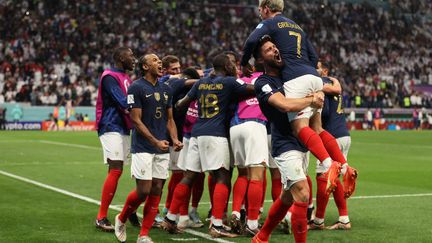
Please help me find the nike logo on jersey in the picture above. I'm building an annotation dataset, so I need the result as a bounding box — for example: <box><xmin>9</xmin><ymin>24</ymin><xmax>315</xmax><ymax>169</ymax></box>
<box><xmin>146</xmin><ymin>94</ymin><xmax>153</xmax><ymax>98</ymax></box>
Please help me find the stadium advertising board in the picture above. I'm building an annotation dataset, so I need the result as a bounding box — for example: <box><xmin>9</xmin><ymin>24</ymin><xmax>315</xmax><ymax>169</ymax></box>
<box><xmin>5</xmin><ymin>122</ymin><xmax>42</xmax><ymax>130</ymax></box>
<box><xmin>41</xmin><ymin>121</ymin><xmax>96</xmax><ymax>131</ymax></box>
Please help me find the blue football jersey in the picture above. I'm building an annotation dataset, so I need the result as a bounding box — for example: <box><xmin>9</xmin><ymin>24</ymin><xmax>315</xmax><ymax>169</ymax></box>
<box><xmin>187</xmin><ymin>75</ymin><xmax>248</xmax><ymax>137</ymax></box>
<box><xmin>242</xmin><ymin>14</ymin><xmax>319</xmax><ymax>82</ymax></box>
<box><xmin>255</xmin><ymin>74</ymin><xmax>307</xmax><ymax>157</ymax></box>
<box><xmin>127</xmin><ymin>78</ymin><xmax>173</xmax><ymax>154</ymax></box>
<box><xmin>321</xmin><ymin>77</ymin><xmax>349</xmax><ymax>138</ymax></box>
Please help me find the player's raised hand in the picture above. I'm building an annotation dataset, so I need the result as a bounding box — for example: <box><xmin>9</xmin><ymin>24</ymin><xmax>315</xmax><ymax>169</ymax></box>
<box><xmin>156</xmin><ymin>140</ymin><xmax>170</xmax><ymax>152</ymax></box>
<box><xmin>173</xmin><ymin>140</ymin><xmax>183</xmax><ymax>151</ymax></box>
<box><xmin>241</xmin><ymin>64</ymin><xmax>253</xmax><ymax>78</ymax></box>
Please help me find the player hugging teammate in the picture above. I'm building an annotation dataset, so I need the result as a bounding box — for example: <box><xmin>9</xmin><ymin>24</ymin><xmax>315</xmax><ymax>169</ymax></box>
<box><xmin>95</xmin><ymin>1</ymin><xmax>358</xmax><ymax>242</ymax></box>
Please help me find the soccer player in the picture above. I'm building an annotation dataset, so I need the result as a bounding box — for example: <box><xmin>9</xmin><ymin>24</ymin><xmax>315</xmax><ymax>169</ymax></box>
<box><xmin>158</xmin><ymin>55</ymin><xmax>182</xmax><ymax>83</ymax></box>
<box><xmin>241</xmin><ymin>0</ymin><xmax>357</xmax><ymax>198</ymax></box>
<box><xmin>229</xmin><ymin>69</ymin><xmax>268</xmax><ymax>236</ymax></box>
<box><xmin>309</xmin><ymin>61</ymin><xmax>354</xmax><ymax>230</ymax></box>
<box><xmin>114</xmin><ymin>54</ymin><xmax>183</xmax><ymax>243</ymax></box>
<box><xmin>160</xmin><ymin>54</ymin><xmax>254</xmax><ymax>238</ymax></box>
<box><xmin>252</xmin><ymin>36</ymin><xmax>324</xmax><ymax>243</ymax></box>
<box><xmin>154</xmin><ymin>55</ymin><xmax>184</xmax><ymax>226</ymax></box>
<box><xmin>95</xmin><ymin>47</ymin><xmax>137</xmax><ymax>232</ymax></box>
<box><xmin>163</xmin><ymin>67</ymin><xmax>204</xmax><ymax>228</ymax></box>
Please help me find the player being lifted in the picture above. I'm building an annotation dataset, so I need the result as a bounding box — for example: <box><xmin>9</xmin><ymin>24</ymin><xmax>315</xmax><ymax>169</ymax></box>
<box><xmin>95</xmin><ymin>47</ymin><xmax>138</xmax><ymax>231</ymax></box>
<box><xmin>241</xmin><ymin>0</ymin><xmax>357</xmax><ymax>198</ymax></box>
<box><xmin>253</xmin><ymin>36</ymin><xmax>324</xmax><ymax>243</ymax></box>
<box><xmin>114</xmin><ymin>54</ymin><xmax>183</xmax><ymax>243</ymax></box>
<box><xmin>160</xmin><ymin>54</ymin><xmax>255</xmax><ymax>238</ymax></box>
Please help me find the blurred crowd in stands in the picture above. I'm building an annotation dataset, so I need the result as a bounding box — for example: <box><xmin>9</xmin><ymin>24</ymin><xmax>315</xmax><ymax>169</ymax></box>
<box><xmin>0</xmin><ymin>0</ymin><xmax>431</xmax><ymax>108</ymax></box>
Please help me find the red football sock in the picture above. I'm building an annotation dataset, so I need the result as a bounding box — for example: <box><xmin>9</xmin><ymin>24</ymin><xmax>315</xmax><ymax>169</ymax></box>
<box><xmin>232</xmin><ymin>175</ymin><xmax>248</xmax><ymax>213</ymax></box>
<box><xmin>315</xmin><ymin>176</ymin><xmax>330</xmax><ymax>219</ymax></box>
<box><xmin>247</xmin><ymin>180</ymin><xmax>263</xmax><ymax>220</ymax></box>
<box><xmin>306</xmin><ymin>176</ymin><xmax>313</xmax><ymax>206</ymax></box>
<box><xmin>179</xmin><ymin>188</ymin><xmax>192</xmax><ymax>216</ymax></box>
<box><xmin>165</xmin><ymin>172</ymin><xmax>183</xmax><ymax>209</ymax></box>
<box><xmin>291</xmin><ymin>202</ymin><xmax>308</xmax><ymax>243</ymax></box>
<box><xmin>192</xmin><ymin>172</ymin><xmax>205</xmax><ymax>208</ymax></box>
<box><xmin>319</xmin><ymin>130</ymin><xmax>347</xmax><ymax>164</ymax></box>
<box><xmin>271</xmin><ymin>178</ymin><xmax>282</xmax><ymax>201</ymax></box>
<box><xmin>333</xmin><ymin>179</ymin><xmax>348</xmax><ymax>216</ymax></box>
<box><xmin>208</xmin><ymin>174</ymin><xmax>215</xmax><ymax>207</ymax></box>
<box><xmin>257</xmin><ymin>198</ymin><xmax>291</xmax><ymax>241</ymax></box>
<box><xmin>139</xmin><ymin>195</ymin><xmax>160</xmax><ymax>236</ymax></box>
<box><xmin>212</xmin><ymin>183</ymin><xmax>229</xmax><ymax>220</ymax></box>
<box><xmin>97</xmin><ymin>169</ymin><xmax>122</xmax><ymax>219</ymax></box>
<box><xmin>298</xmin><ymin>127</ymin><xmax>331</xmax><ymax>163</ymax></box>
<box><xmin>119</xmin><ymin>190</ymin><xmax>146</xmax><ymax>223</ymax></box>
<box><xmin>168</xmin><ymin>183</ymin><xmax>191</xmax><ymax>215</ymax></box>
<box><xmin>261</xmin><ymin>171</ymin><xmax>267</xmax><ymax>207</ymax></box>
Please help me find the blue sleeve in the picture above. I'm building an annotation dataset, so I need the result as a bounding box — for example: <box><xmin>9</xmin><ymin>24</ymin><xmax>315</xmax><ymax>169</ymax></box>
<box><xmin>127</xmin><ymin>84</ymin><xmax>143</xmax><ymax>109</ymax></box>
<box><xmin>241</xmin><ymin>22</ymin><xmax>271</xmax><ymax>66</ymax></box>
<box><xmin>306</xmin><ymin>38</ymin><xmax>319</xmax><ymax>68</ymax></box>
<box><xmin>165</xmin><ymin>85</ymin><xmax>173</xmax><ymax>108</ymax></box>
<box><xmin>255</xmin><ymin>77</ymin><xmax>281</xmax><ymax>104</ymax></box>
<box><xmin>230</xmin><ymin>77</ymin><xmax>248</xmax><ymax>95</ymax></box>
<box><xmin>102</xmin><ymin>75</ymin><xmax>128</xmax><ymax>109</ymax></box>
<box><xmin>159</xmin><ymin>75</ymin><xmax>170</xmax><ymax>83</ymax></box>
<box><xmin>169</xmin><ymin>78</ymin><xmax>186</xmax><ymax>97</ymax></box>
<box><xmin>187</xmin><ymin>81</ymin><xmax>199</xmax><ymax>100</ymax></box>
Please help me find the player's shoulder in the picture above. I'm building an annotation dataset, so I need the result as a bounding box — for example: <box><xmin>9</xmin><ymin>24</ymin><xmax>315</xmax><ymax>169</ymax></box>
<box><xmin>256</xmin><ymin>74</ymin><xmax>281</xmax><ymax>85</ymax></box>
<box><xmin>128</xmin><ymin>78</ymin><xmax>142</xmax><ymax>89</ymax></box>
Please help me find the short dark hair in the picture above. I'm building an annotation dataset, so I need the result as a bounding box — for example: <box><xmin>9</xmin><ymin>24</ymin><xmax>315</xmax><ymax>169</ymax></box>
<box><xmin>112</xmin><ymin>47</ymin><xmax>130</xmax><ymax>63</ymax></box>
<box><xmin>319</xmin><ymin>61</ymin><xmax>330</xmax><ymax>71</ymax></box>
<box><xmin>137</xmin><ymin>55</ymin><xmax>148</xmax><ymax>75</ymax></box>
<box><xmin>162</xmin><ymin>55</ymin><xmax>180</xmax><ymax>69</ymax></box>
<box><xmin>212</xmin><ymin>54</ymin><xmax>230</xmax><ymax>72</ymax></box>
<box><xmin>182</xmin><ymin>67</ymin><xmax>201</xmax><ymax>79</ymax></box>
<box><xmin>253</xmin><ymin>35</ymin><xmax>273</xmax><ymax>59</ymax></box>
<box><xmin>223</xmin><ymin>51</ymin><xmax>238</xmax><ymax>62</ymax></box>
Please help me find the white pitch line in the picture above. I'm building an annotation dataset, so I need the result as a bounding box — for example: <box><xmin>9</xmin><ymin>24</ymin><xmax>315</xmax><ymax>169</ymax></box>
<box><xmin>157</xmin><ymin>193</ymin><xmax>432</xmax><ymax>207</ymax></box>
<box><xmin>38</xmin><ymin>140</ymin><xmax>101</xmax><ymax>150</ymax></box>
<box><xmin>0</xmin><ymin>169</ymin><xmax>234</xmax><ymax>243</ymax></box>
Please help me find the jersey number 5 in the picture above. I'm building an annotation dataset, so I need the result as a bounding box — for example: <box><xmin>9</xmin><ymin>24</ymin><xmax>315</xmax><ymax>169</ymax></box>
<box><xmin>155</xmin><ymin>107</ymin><xmax>162</xmax><ymax>119</ymax></box>
<box><xmin>289</xmin><ymin>31</ymin><xmax>302</xmax><ymax>58</ymax></box>
<box><xmin>199</xmin><ymin>94</ymin><xmax>219</xmax><ymax>118</ymax></box>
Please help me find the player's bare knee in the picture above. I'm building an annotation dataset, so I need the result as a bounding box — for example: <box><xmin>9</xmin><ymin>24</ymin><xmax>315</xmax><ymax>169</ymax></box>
<box><xmin>280</xmin><ymin>190</ymin><xmax>294</xmax><ymax>206</ymax></box>
<box><xmin>150</xmin><ymin>179</ymin><xmax>165</xmax><ymax>195</ymax></box>
<box><xmin>107</xmin><ymin>159</ymin><xmax>123</xmax><ymax>171</ymax></box>
<box><xmin>181</xmin><ymin>171</ymin><xmax>198</xmax><ymax>185</ymax></box>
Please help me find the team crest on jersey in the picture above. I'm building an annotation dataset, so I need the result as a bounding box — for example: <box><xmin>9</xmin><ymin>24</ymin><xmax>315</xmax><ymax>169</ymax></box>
<box><xmin>154</xmin><ymin>92</ymin><xmax>160</xmax><ymax>101</ymax></box>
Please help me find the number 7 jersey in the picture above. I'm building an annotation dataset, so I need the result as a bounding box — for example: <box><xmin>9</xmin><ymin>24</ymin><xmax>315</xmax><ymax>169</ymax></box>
<box><xmin>186</xmin><ymin>75</ymin><xmax>248</xmax><ymax>137</ymax></box>
<box><xmin>241</xmin><ymin>14</ymin><xmax>320</xmax><ymax>82</ymax></box>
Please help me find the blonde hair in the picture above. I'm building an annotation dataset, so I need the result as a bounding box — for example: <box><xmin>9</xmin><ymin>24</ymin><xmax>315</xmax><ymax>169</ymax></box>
<box><xmin>259</xmin><ymin>0</ymin><xmax>284</xmax><ymax>12</ymax></box>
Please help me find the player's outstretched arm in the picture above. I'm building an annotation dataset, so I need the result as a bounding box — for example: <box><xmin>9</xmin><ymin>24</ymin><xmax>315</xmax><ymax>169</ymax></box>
<box><xmin>241</xmin><ymin>24</ymin><xmax>271</xmax><ymax>77</ymax></box>
<box><xmin>268</xmin><ymin>92</ymin><xmax>323</xmax><ymax>112</ymax></box>
<box><xmin>175</xmin><ymin>95</ymin><xmax>193</xmax><ymax>110</ymax></box>
<box><xmin>323</xmin><ymin>77</ymin><xmax>341</xmax><ymax>95</ymax></box>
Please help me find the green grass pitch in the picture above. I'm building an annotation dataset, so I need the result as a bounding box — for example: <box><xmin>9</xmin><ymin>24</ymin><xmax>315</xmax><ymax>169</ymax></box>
<box><xmin>1</xmin><ymin>131</ymin><xmax>432</xmax><ymax>242</ymax></box>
